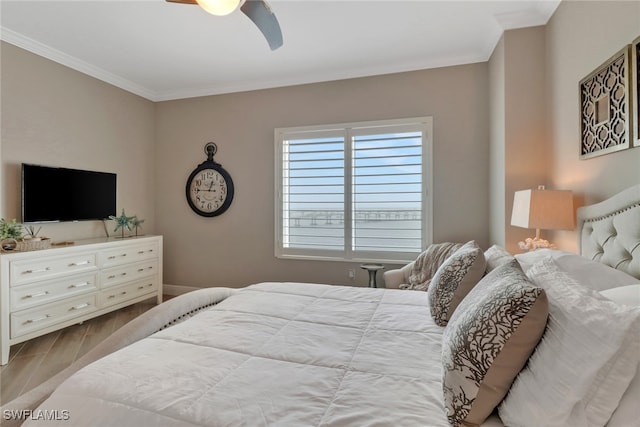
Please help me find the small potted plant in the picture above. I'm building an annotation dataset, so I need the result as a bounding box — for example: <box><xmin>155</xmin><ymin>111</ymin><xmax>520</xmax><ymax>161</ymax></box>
<box><xmin>0</xmin><ymin>218</ymin><xmax>23</xmax><ymax>251</ymax></box>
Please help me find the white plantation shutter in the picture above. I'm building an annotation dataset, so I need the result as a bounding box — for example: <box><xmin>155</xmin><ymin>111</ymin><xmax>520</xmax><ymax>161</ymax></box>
<box><xmin>276</xmin><ymin>117</ymin><xmax>432</xmax><ymax>262</ymax></box>
<box><xmin>352</xmin><ymin>129</ymin><xmax>423</xmax><ymax>254</ymax></box>
<box><xmin>282</xmin><ymin>131</ymin><xmax>345</xmax><ymax>253</ymax></box>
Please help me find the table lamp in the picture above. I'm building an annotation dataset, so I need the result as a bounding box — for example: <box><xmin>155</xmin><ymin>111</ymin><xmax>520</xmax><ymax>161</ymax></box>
<box><xmin>510</xmin><ymin>185</ymin><xmax>574</xmax><ymax>251</ymax></box>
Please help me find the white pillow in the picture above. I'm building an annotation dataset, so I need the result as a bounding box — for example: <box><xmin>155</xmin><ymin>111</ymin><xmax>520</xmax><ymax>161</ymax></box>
<box><xmin>515</xmin><ymin>249</ymin><xmax>638</xmax><ymax>291</ymax></box>
<box><xmin>483</xmin><ymin>244</ymin><xmax>515</xmax><ymax>273</ymax></box>
<box><xmin>514</xmin><ymin>248</ymin><xmax>561</xmax><ymax>272</ymax></box>
<box><xmin>600</xmin><ymin>284</ymin><xmax>640</xmax><ymax>427</ymax></box>
<box><xmin>606</xmin><ymin>361</ymin><xmax>640</xmax><ymax>426</ymax></box>
<box><xmin>498</xmin><ymin>257</ymin><xmax>640</xmax><ymax>427</ymax></box>
<box><xmin>600</xmin><ymin>284</ymin><xmax>640</xmax><ymax>307</ymax></box>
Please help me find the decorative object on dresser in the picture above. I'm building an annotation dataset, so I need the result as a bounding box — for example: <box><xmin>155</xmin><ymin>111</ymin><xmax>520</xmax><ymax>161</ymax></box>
<box><xmin>510</xmin><ymin>185</ymin><xmax>574</xmax><ymax>251</ymax></box>
<box><xmin>0</xmin><ymin>218</ymin><xmax>23</xmax><ymax>252</ymax></box>
<box><xmin>632</xmin><ymin>35</ymin><xmax>640</xmax><ymax>147</ymax></box>
<box><xmin>0</xmin><ymin>235</ymin><xmax>163</xmax><ymax>365</ymax></box>
<box><xmin>131</xmin><ymin>216</ymin><xmax>145</xmax><ymax>236</ymax></box>
<box><xmin>108</xmin><ymin>209</ymin><xmax>135</xmax><ymax>238</ymax></box>
<box><xmin>0</xmin><ymin>220</ymin><xmax>52</xmax><ymax>252</ymax></box>
<box><xmin>186</xmin><ymin>142</ymin><xmax>235</xmax><ymax>217</ymax></box>
<box><xmin>579</xmin><ymin>45</ymin><xmax>631</xmax><ymax>159</ymax></box>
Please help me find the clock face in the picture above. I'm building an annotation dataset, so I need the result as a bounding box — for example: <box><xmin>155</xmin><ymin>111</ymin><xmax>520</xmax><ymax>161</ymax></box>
<box><xmin>186</xmin><ymin>164</ymin><xmax>234</xmax><ymax>217</ymax></box>
<box><xmin>189</xmin><ymin>169</ymin><xmax>228</xmax><ymax>214</ymax></box>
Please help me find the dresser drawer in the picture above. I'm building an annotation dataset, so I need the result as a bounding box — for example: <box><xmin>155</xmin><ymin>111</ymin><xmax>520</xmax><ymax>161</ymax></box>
<box><xmin>10</xmin><ymin>253</ymin><xmax>98</xmax><ymax>286</ymax></box>
<box><xmin>11</xmin><ymin>295</ymin><xmax>97</xmax><ymax>338</ymax></box>
<box><xmin>100</xmin><ymin>259</ymin><xmax>158</xmax><ymax>289</ymax></box>
<box><xmin>98</xmin><ymin>279</ymin><xmax>159</xmax><ymax>309</ymax></box>
<box><xmin>98</xmin><ymin>242</ymin><xmax>159</xmax><ymax>268</ymax></box>
<box><xmin>10</xmin><ymin>273</ymin><xmax>98</xmax><ymax>311</ymax></box>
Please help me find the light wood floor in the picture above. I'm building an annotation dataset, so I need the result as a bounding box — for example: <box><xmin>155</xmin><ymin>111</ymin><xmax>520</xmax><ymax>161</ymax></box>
<box><xmin>0</xmin><ymin>297</ymin><xmax>167</xmax><ymax>405</ymax></box>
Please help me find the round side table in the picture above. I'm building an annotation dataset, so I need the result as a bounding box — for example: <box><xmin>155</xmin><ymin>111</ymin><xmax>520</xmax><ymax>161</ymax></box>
<box><xmin>360</xmin><ymin>264</ymin><xmax>385</xmax><ymax>288</ymax></box>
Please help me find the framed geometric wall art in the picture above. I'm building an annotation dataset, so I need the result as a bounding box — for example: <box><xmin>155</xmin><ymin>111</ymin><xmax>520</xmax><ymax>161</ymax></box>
<box><xmin>632</xmin><ymin>36</ymin><xmax>640</xmax><ymax>148</ymax></box>
<box><xmin>579</xmin><ymin>46</ymin><xmax>631</xmax><ymax>159</ymax></box>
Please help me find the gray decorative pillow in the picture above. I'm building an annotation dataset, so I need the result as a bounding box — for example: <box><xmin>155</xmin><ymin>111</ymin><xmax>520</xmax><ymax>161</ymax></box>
<box><xmin>427</xmin><ymin>241</ymin><xmax>486</xmax><ymax>326</ymax></box>
<box><xmin>441</xmin><ymin>260</ymin><xmax>548</xmax><ymax>427</ymax></box>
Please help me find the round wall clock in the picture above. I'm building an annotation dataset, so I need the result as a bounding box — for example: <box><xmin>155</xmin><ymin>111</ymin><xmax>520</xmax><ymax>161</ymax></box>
<box><xmin>185</xmin><ymin>142</ymin><xmax>234</xmax><ymax>217</ymax></box>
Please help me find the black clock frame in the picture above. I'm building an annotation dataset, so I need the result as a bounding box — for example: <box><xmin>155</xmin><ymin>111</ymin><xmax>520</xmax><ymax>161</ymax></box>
<box><xmin>185</xmin><ymin>143</ymin><xmax>234</xmax><ymax>217</ymax></box>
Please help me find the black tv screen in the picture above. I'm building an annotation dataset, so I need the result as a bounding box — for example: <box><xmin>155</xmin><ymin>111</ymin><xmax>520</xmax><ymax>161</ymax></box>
<box><xmin>22</xmin><ymin>164</ymin><xmax>117</xmax><ymax>223</ymax></box>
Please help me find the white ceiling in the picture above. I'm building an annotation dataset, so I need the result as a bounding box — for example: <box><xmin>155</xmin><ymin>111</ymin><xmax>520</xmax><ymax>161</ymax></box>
<box><xmin>0</xmin><ymin>0</ymin><xmax>561</xmax><ymax>101</ymax></box>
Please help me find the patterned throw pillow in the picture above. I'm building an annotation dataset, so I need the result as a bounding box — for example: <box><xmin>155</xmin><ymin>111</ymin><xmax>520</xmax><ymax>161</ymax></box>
<box><xmin>441</xmin><ymin>260</ymin><xmax>548</xmax><ymax>427</ymax></box>
<box><xmin>427</xmin><ymin>241</ymin><xmax>486</xmax><ymax>326</ymax></box>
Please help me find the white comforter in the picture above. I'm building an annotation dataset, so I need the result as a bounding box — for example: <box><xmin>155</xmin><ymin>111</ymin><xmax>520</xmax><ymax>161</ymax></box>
<box><xmin>24</xmin><ymin>283</ymin><xmax>501</xmax><ymax>426</ymax></box>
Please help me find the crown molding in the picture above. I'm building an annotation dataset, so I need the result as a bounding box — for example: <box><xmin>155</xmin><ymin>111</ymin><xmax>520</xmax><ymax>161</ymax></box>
<box><xmin>493</xmin><ymin>0</ymin><xmax>561</xmax><ymax>30</ymax></box>
<box><xmin>1</xmin><ymin>26</ymin><xmax>159</xmax><ymax>101</ymax></box>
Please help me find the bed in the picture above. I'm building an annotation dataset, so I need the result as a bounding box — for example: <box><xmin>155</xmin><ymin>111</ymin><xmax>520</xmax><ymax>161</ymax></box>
<box><xmin>2</xmin><ymin>184</ymin><xmax>639</xmax><ymax>427</ymax></box>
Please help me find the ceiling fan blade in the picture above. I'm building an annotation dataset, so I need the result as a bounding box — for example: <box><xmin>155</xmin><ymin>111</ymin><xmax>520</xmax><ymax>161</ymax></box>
<box><xmin>165</xmin><ymin>0</ymin><xmax>198</xmax><ymax>4</ymax></box>
<box><xmin>240</xmin><ymin>0</ymin><xmax>283</xmax><ymax>51</ymax></box>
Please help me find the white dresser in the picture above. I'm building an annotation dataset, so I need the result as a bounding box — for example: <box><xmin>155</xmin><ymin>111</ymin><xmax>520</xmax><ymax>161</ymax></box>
<box><xmin>0</xmin><ymin>235</ymin><xmax>162</xmax><ymax>365</ymax></box>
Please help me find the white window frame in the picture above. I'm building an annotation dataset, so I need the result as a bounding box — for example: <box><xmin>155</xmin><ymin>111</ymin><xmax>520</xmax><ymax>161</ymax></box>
<box><xmin>274</xmin><ymin>117</ymin><xmax>433</xmax><ymax>263</ymax></box>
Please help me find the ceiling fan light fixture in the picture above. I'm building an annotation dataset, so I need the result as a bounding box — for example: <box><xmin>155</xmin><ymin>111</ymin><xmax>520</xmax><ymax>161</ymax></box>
<box><xmin>196</xmin><ymin>0</ymin><xmax>242</xmax><ymax>16</ymax></box>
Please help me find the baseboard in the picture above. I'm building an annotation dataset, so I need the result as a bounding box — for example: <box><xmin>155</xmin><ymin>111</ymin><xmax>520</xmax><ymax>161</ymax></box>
<box><xmin>163</xmin><ymin>284</ymin><xmax>200</xmax><ymax>296</ymax></box>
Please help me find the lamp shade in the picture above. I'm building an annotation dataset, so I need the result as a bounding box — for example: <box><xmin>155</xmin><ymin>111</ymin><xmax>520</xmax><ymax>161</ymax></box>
<box><xmin>511</xmin><ymin>188</ymin><xmax>574</xmax><ymax>231</ymax></box>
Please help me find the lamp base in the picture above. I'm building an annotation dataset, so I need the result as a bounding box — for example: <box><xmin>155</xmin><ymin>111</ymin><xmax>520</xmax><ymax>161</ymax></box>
<box><xmin>517</xmin><ymin>237</ymin><xmax>556</xmax><ymax>251</ymax></box>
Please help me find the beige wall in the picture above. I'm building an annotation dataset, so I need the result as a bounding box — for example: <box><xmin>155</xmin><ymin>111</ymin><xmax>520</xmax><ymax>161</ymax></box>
<box><xmin>0</xmin><ymin>42</ymin><xmax>157</xmax><ymax>241</ymax></box>
<box><xmin>545</xmin><ymin>0</ymin><xmax>640</xmax><ymax>252</ymax></box>
<box><xmin>504</xmin><ymin>27</ymin><xmax>550</xmax><ymax>253</ymax></box>
<box><xmin>156</xmin><ymin>65</ymin><xmax>490</xmax><ymax>288</ymax></box>
<box><xmin>489</xmin><ymin>27</ymin><xmax>549</xmax><ymax>253</ymax></box>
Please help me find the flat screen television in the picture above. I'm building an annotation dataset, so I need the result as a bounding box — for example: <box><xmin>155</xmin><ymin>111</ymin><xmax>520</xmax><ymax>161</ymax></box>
<box><xmin>21</xmin><ymin>163</ymin><xmax>117</xmax><ymax>223</ymax></box>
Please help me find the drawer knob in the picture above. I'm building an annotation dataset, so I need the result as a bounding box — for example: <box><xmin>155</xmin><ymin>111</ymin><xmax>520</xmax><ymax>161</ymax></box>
<box><xmin>23</xmin><ymin>291</ymin><xmax>49</xmax><ymax>299</ymax></box>
<box><xmin>108</xmin><ymin>275</ymin><xmax>116</xmax><ymax>279</ymax></box>
<box><xmin>24</xmin><ymin>314</ymin><xmax>51</xmax><ymax>324</ymax></box>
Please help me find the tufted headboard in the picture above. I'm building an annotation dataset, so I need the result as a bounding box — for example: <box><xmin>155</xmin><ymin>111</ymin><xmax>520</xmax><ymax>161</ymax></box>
<box><xmin>577</xmin><ymin>184</ymin><xmax>640</xmax><ymax>280</ymax></box>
